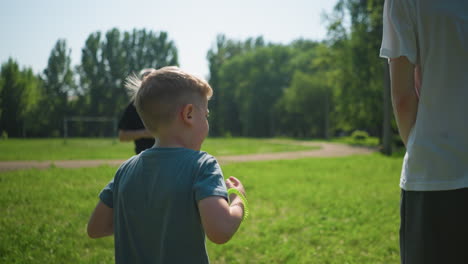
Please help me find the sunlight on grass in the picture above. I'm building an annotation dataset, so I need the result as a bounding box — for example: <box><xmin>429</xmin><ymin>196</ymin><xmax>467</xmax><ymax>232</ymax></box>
<box><xmin>0</xmin><ymin>138</ymin><xmax>319</xmax><ymax>161</ymax></box>
<box><xmin>0</xmin><ymin>154</ymin><xmax>401</xmax><ymax>263</ymax></box>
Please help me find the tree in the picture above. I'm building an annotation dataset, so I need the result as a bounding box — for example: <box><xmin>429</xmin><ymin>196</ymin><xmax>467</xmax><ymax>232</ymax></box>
<box><xmin>323</xmin><ymin>0</ymin><xmax>386</xmax><ymax>137</ymax></box>
<box><xmin>207</xmin><ymin>35</ymin><xmax>329</xmax><ymax>138</ymax></box>
<box><xmin>0</xmin><ymin>59</ymin><xmax>41</xmax><ymax>137</ymax></box>
<box><xmin>215</xmin><ymin>44</ymin><xmax>293</xmax><ymax>137</ymax></box>
<box><xmin>206</xmin><ymin>34</ymin><xmax>265</xmax><ymax>136</ymax></box>
<box><xmin>278</xmin><ymin>72</ymin><xmax>329</xmax><ymax>138</ymax></box>
<box><xmin>0</xmin><ymin>59</ymin><xmax>23</xmax><ymax>136</ymax></box>
<box><xmin>283</xmin><ymin>41</ymin><xmax>332</xmax><ymax>138</ymax></box>
<box><xmin>78</xmin><ymin>28</ymin><xmax>179</xmax><ymax>130</ymax></box>
<box><xmin>42</xmin><ymin>39</ymin><xmax>75</xmax><ymax>136</ymax></box>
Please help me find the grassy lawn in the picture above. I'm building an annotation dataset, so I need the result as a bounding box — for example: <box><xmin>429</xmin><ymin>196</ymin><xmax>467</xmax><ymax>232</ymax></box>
<box><xmin>0</xmin><ymin>154</ymin><xmax>402</xmax><ymax>263</ymax></box>
<box><xmin>0</xmin><ymin>138</ymin><xmax>318</xmax><ymax>161</ymax></box>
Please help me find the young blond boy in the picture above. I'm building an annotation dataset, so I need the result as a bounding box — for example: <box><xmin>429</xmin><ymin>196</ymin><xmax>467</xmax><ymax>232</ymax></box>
<box><xmin>87</xmin><ymin>67</ymin><xmax>246</xmax><ymax>263</ymax></box>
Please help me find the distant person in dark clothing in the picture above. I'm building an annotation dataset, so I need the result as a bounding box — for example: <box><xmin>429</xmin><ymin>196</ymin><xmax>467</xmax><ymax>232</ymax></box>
<box><xmin>118</xmin><ymin>69</ymin><xmax>157</xmax><ymax>154</ymax></box>
<box><xmin>118</xmin><ymin>102</ymin><xmax>155</xmax><ymax>154</ymax></box>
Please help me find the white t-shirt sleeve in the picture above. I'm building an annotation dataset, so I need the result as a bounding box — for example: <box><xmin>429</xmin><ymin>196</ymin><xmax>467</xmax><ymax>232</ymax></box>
<box><xmin>380</xmin><ymin>0</ymin><xmax>418</xmax><ymax>64</ymax></box>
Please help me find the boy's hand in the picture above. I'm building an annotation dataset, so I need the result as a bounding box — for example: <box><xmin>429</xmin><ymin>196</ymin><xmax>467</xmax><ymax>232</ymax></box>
<box><xmin>225</xmin><ymin>176</ymin><xmax>246</xmax><ymax>202</ymax></box>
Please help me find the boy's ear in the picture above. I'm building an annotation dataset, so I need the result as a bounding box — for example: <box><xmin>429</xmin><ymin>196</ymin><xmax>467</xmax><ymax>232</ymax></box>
<box><xmin>181</xmin><ymin>104</ymin><xmax>194</xmax><ymax>125</ymax></box>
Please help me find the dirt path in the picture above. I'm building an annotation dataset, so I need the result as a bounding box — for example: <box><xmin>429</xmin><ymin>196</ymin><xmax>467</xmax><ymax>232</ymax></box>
<box><xmin>0</xmin><ymin>142</ymin><xmax>376</xmax><ymax>172</ymax></box>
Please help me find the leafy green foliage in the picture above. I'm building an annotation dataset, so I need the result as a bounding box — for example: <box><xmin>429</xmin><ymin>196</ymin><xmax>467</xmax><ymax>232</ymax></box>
<box><xmin>0</xmin><ymin>59</ymin><xmax>42</xmax><ymax>137</ymax></box>
<box><xmin>40</xmin><ymin>39</ymin><xmax>76</xmax><ymax>136</ymax></box>
<box><xmin>351</xmin><ymin>130</ymin><xmax>369</xmax><ymax>141</ymax></box>
<box><xmin>0</xmin><ymin>29</ymin><xmax>179</xmax><ymax>138</ymax></box>
<box><xmin>77</xmin><ymin>29</ymin><xmax>178</xmax><ymax>136</ymax></box>
<box><xmin>207</xmin><ymin>37</ymin><xmax>328</xmax><ymax>138</ymax></box>
<box><xmin>323</xmin><ymin>0</ymin><xmax>386</xmax><ymax>136</ymax></box>
<box><xmin>332</xmin><ymin>136</ymin><xmax>379</xmax><ymax>148</ymax></box>
<box><xmin>219</xmin><ymin>45</ymin><xmax>294</xmax><ymax>137</ymax></box>
<box><xmin>206</xmin><ymin>0</ymin><xmax>387</xmax><ymax>139</ymax></box>
<box><xmin>204</xmin><ymin>0</ymin><xmax>388</xmax><ymax>140</ymax></box>
<box><xmin>1</xmin><ymin>0</ymin><xmax>392</xmax><ymax>142</ymax></box>
<box><xmin>278</xmin><ymin>72</ymin><xmax>329</xmax><ymax>138</ymax></box>
<box><xmin>207</xmin><ymin>35</ymin><xmax>266</xmax><ymax>136</ymax></box>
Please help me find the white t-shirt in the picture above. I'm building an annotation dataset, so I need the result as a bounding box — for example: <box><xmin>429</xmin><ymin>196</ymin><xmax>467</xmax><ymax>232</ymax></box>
<box><xmin>380</xmin><ymin>0</ymin><xmax>468</xmax><ymax>191</ymax></box>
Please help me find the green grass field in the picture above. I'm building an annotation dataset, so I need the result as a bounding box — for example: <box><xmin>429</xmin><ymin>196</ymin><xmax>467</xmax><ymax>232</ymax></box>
<box><xmin>0</xmin><ymin>153</ymin><xmax>402</xmax><ymax>263</ymax></box>
<box><xmin>0</xmin><ymin>138</ymin><xmax>318</xmax><ymax>161</ymax></box>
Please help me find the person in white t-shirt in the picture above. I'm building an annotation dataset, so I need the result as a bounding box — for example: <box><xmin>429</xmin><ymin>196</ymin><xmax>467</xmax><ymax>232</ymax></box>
<box><xmin>380</xmin><ymin>0</ymin><xmax>468</xmax><ymax>263</ymax></box>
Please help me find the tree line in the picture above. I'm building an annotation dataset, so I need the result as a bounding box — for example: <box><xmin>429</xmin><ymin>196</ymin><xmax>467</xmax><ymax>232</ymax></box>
<box><xmin>203</xmin><ymin>0</ymin><xmax>391</xmax><ymax>140</ymax></box>
<box><xmin>1</xmin><ymin>29</ymin><xmax>178</xmax><ymax>137</ymax></box>
<box><xmin>1</xmin><ymin>0</ymin><xmax>395</xmax><ymax>143</ymax></box>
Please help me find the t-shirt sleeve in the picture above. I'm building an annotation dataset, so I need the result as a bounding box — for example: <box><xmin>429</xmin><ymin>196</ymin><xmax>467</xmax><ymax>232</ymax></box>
<box><xmin>99</xmin><ymin>178</ymin><xmax>115</xmax><ymax>208</ymax></box>
<box><xmin>380</xmin><ymin>0</ymin><xmax>418</xmax><ymax>64</ymax></box>
<box><xmin>194</xmin><ymin>156</ymin><xmax>228</xmax><ymax>202</ymax></box>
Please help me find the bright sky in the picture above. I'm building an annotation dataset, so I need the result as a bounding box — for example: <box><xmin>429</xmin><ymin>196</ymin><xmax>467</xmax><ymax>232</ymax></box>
<box><xmin>0</xmin><ymin>0</ymin><xmax>337</xmax><ymax>79</ymax></box>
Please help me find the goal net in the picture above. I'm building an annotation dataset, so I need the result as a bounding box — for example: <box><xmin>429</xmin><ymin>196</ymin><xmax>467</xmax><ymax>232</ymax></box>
<box><xmin>63</xmin><ymin>116</ymin><xmax>118</xmax><ymax>139</ymax></box>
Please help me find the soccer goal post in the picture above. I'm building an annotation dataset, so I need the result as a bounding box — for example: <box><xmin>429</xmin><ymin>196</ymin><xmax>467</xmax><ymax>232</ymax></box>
<box><xmin>63</xmin><ymin>116</ymin><xmax>118</xmax><ymax>141</ymax></box>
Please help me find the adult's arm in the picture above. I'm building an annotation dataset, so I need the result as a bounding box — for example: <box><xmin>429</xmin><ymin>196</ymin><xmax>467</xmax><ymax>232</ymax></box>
<box><xmin>118</xmin><ymin>129</ymin><xmax>153</xmax><ymax>142</ymax></box>
<box><xmin>118</xmin><ymin>102</ymin><xmax>153</xmax><ymax>142</ymax></box>
<box><xmin>389</xmin><ymin>56</ymin><xmax>419</xmax><ymax>146</ymax></box>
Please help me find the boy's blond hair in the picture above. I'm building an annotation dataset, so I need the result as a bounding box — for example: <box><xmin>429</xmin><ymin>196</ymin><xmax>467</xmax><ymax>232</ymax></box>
<box><xmin>125</xmin><ymin>66</ymin><xmax>213</xmax><ymax>134</ymax></box>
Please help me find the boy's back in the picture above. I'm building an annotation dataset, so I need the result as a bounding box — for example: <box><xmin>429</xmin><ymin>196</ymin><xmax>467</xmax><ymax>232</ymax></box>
<box><xmin>99</xmin><ymin>147</ymin><xmax>227</xmax><ymax>264</ymax></box>
<box><xmin>88</xmin><ymin>67</ymin><xmax>246</xmax><ymax>263</ymax></box>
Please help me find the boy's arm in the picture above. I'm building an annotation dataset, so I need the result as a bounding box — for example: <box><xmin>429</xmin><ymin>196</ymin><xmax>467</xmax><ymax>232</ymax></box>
<box><xmin>198</xmin><ymin>195</ymin><xmax>244</xmax><ymax>244</ymax></box>
<box><xmin>198</xmin><ymin>176</ymin><xmax>246</xmax><ymax>244</ymax></box>
<box><xmin>389</xmin><ymin>56</ymin><xmax>419</xmax><ymax>146</ymax></box>
<box><xmin>87</xmin><ymin>201</ymin><xmax>114</xmax><ymax>238</ymax></box>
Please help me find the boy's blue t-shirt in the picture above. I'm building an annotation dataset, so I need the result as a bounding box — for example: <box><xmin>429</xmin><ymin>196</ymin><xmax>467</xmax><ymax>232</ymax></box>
<box><xmin>99</xmin><ymin>147</ymin><xmax>228</xmax><ymax>264</ymax></box>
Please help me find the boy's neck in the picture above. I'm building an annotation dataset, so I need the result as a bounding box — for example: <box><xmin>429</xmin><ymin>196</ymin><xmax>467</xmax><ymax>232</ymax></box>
<box><xmin>157</xmin><ymin>127</ymin><xmax>200</xmax><ymax>151</ymax></box>
<box><xmin>157</xmin><ymin>139</ymin><xmax>185</xmax><ymax>149</ymax></box>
